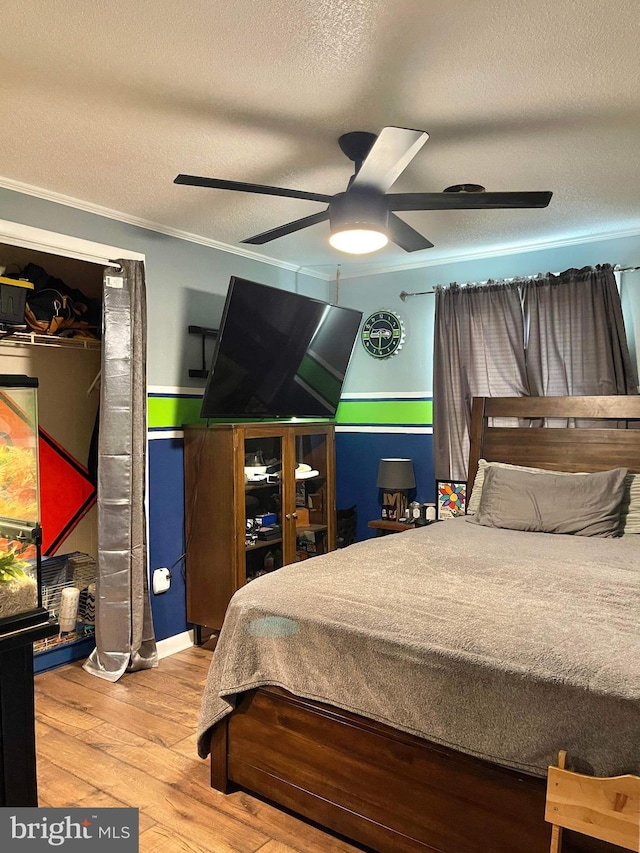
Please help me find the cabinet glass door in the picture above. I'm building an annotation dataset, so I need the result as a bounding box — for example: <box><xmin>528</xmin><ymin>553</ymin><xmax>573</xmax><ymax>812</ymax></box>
<box><xmin>293</xmin><ymin>430</ymin><xmax>330</xmax><ymax>561</ymax></box>
<box><xmin>243</xmin><ymin>434</ymin><xmax>283</xmax><ymax>582</ymax></box>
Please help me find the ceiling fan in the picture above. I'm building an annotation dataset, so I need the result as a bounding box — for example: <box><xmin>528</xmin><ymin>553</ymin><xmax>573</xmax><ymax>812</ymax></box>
<box><xmin>174</xmin><ymin>126</ymin><xmax>552</xmax><ymax>254</ymax></box>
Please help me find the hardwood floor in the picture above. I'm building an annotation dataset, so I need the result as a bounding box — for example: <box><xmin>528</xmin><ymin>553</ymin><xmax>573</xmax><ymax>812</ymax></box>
<box><xmin>34</xmin><ymin>647</ymin><xmax>363</xmax><ymax>853</ymax></box>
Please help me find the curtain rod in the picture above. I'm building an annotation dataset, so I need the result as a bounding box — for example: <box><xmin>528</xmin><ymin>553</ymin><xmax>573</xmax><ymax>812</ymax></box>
<box><xmin>398</xmin><ymin>264</ymin><xmax>640</xmax><ymax>301</ymax></box>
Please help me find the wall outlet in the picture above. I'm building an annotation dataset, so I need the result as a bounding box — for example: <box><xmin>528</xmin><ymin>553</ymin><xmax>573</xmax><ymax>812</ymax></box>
<box><xmin>153</xmin><ymin>567</ymin><xmax>171</xmax><ymax>594</ymax></box>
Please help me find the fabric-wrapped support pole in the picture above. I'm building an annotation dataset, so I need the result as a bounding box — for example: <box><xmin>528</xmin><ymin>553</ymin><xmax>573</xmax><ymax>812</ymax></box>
<box><xmin>84</xmin><ymin>259</ymin><xmax>157</xmax><ymax>682</ymax></box>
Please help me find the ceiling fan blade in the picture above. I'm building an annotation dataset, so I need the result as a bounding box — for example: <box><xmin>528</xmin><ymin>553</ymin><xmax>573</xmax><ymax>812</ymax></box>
<box><xmin>351</xmin><ymin>127</ymin><xmax>429</xmax><ymax>193</ymax></box>
<box><xmin>388</xmin><ymin>213</ymin><xmax>434</xmax><ymax>252</ymax></box>
<box><xmin>241</xmin><ymin>210</ymin><xmax>330</xmax><ymax>245</ymax></box>
<box><xmin>174</xmin><ymin>174</ymin><xmax>332</xmax><ymax>204</ymax></box>
<box><xmin>388</xmin><ymin>191</ymin><xmax>553</xmax><ymax>211</ymax></box>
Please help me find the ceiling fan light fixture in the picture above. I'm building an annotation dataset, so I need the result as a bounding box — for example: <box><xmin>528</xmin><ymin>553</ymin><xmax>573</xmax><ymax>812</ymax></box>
<box><xmin>328</xmin><ymin>188</ymin><xmax>389</xmax><ymax>254</ymax></box>
<box><xmin>329</xmin><ymin>227</ymin><xmax>388</xmax><ymax>254</ymax></box>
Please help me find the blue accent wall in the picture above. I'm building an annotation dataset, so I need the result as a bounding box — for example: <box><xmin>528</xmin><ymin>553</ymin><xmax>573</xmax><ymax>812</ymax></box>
<box><xmin>148</xmin><ymin>438</ymin><xmax>189</xmax><ymax>641</ymax></box>
<box><xmin>336</xmin><ymin>432</ymin><xmax>435</xmax><ymax>541</ymax></box>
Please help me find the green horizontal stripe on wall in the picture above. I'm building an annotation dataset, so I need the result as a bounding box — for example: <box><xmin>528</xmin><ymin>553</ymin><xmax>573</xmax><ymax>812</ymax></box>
<box><xmin>148</xmin><ymin>395</ymin><xmax>433</xmax><ymax>430</ymax></box>
<box><xmin>148</xmin><ymin>395</ymin><xmax>335</xmax><ymax>430</ymax></box>
<box><xmin>336</xmin><ymin>399</ymin><xmax>432</xmax><ymax>426</ymax></box>
<box><xmin>148</xmin><ymin>396</ymin><xmax>204</xmax><ymax>429</ymax></box>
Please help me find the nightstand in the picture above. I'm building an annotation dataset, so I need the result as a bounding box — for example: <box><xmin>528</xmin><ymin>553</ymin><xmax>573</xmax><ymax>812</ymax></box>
<box><xmin>368</xmin><ymin>518</ymin><xmax>415</xmax><ymax>536</ymax></box>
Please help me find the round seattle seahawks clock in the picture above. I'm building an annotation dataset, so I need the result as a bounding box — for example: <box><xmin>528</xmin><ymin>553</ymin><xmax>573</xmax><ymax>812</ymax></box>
<box><xmin>361</xmin><ymin>310</ymin><xmax>405</xmax><ymax>359</ymax></box>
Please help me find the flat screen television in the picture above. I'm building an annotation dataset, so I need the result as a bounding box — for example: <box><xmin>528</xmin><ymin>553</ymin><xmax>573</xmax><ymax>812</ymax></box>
<box><xmin>200</xmin><ymin>277</ymin><xmax>363</xmax><ymax>419</ymax></box>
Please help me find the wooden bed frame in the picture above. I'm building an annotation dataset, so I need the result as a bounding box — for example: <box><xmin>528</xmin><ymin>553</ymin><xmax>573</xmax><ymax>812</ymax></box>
<box><xmin>208</xmin><ymin>396</ymin><xmax>640</xmax><ymax>853</ymax></box>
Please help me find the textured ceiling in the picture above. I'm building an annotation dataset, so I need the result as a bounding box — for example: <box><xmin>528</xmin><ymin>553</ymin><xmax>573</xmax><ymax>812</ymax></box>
<box><xmin>2</xmin><ymin>0</ymin><xmax>640</xmax><ymax>276</ymax></box>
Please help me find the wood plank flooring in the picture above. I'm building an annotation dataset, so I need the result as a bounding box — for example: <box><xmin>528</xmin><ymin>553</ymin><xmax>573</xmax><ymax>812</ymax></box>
<box><xmin>34</xmin><ymin>647</ymin><xmax>362</xmax><ymax>853</ymax></box>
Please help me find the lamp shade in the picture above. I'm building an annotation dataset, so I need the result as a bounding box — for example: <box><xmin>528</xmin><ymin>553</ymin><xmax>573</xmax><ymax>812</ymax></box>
<box><xmin>376</xmin><ymin>458</ymin><xmax>416</xmax><ymax>490</ymax></box>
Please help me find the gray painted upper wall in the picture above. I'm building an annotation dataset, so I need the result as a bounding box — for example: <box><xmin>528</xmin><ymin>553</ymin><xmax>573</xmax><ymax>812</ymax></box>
<box><xmin>1</xmin><ymin>186</ymin><xmax>638</xmax><ymax>395</ymax></box>
<box><xmin>0</xmin><ymin>187</ymin><xmax>328</xmax><ymax>388</ymax></box>
<box><xmin>337</xmin><ymin>234</ymin><xmax>640</xmax><ymax>395</ymax></box>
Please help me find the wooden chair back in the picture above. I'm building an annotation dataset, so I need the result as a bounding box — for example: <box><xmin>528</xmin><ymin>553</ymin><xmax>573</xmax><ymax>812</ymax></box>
<box><xmin>545</xmin><ymin>751</ymin><xmax>640</xmax><ymax>852</ymax></box>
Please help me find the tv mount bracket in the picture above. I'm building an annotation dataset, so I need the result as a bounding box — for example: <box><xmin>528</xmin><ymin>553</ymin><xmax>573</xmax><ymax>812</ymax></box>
<box><xmin>188</xmin><ymin>325</ymin><xmax>218</xmax><ymax>379</ymax></box>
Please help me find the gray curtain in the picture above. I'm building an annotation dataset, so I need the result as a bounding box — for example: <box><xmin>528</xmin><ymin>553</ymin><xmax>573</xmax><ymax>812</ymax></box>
<box><xmin>84</xmin><ymin>259</ymin><xmax>157</xmax><ymax>682</ymax></box>
<box><xmin>523</xmin><ymin>264</ymin><xmax>636</xmax><ymax>404</ymax></box>
<box><xmin>433</xmin><ymin>282</ymin><xmax>529</xmax><ymax>481</ymax></box>
<box><xmin>433</xmin><ymin>264</ymin><xmax>637</xmax><ymax>481</ymax></box>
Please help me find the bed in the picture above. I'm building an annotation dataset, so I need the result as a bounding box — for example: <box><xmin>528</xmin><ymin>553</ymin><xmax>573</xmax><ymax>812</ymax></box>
<box><xmin>197</xmin><ymin>396</ymin><xmax>640</xmax><ymax>853</ymax></box>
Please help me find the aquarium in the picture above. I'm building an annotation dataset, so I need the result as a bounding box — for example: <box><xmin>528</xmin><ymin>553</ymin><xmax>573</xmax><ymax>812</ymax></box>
<box><xmin>0</xmin><ymin>375</ymin><xmax>44</xmax><ymax>629</ymax></box>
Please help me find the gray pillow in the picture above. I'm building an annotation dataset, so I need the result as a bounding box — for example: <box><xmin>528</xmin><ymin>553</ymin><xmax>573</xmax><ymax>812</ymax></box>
<box><xmin>467</xmin><ymin>458</ymin><xmax>640</xmax><ymax>535</ymax></box>
<box><xmin>468</xmin><ymin>465</ymin><xmax>628</xmax><ymax>537</ymax></box>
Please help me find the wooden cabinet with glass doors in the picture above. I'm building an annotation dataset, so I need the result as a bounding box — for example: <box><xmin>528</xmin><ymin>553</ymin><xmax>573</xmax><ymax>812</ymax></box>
<box><xmin>183</xmin><ymin>421</ymin><xmax>335</xmax><ymax>635</ymax></box>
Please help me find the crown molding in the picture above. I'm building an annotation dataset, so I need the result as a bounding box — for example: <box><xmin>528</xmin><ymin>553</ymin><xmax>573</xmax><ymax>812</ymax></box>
<box><xmin>335</xmin><ymin>225</ymin><xmax>640</xmax><ymax>280</ymax></box>
<box><xmin>2</xmin><ymin>175</ymin><xmax>638</xmax><ymax>283</ymax></box>
<box><xmin>0</xmin><ymin>175</ymin><xmax>330</xmax><ymax>280</ymax></box>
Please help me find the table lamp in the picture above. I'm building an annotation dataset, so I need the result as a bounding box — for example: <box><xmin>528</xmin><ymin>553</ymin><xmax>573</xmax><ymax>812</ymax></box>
<box><xmin>377</xmin><ymin>458</ymin><xmax>416</xmax><ymax>521</ymax></box>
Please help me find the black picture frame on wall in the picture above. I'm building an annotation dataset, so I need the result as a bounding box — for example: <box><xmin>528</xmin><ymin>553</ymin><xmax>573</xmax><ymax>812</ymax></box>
<box><xmin>435</xmin><ymin>480</ymin><xmax>467</xmax><ymax>519</ymax></box>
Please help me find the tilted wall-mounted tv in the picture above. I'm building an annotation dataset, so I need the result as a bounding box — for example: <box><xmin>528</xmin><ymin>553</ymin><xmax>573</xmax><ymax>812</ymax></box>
<box><xmin>200</xmin><ymin>277</ymin><xmax>363</xmax><ymax>419</ymax></box>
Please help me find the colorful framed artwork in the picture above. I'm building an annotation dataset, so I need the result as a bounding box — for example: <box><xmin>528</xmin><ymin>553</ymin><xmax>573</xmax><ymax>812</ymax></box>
<box><xmin>436</xmin><ymin>480</ymin><xmax>467</xmax><ymax>519</ymax></box>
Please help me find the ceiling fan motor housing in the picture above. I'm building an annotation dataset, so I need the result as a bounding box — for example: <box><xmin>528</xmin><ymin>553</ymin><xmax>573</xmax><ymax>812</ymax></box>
<box><xmin>329</xmin><ymin>187</ymin><xmax>389</xmax><ymax>233</ymax></box>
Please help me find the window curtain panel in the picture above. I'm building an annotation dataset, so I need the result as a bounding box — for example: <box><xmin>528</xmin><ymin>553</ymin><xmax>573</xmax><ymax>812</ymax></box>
<box><xmin>433</xmin><ymin>282</ymin><xmax>529</xmax><ymax>481</ymax></box>
<box><xmin>433</xmin><ymin>264</ymin><xmax>637</xmax><ymax>482</ymax></box>
<box><xmin>84</xmin><ymin>259</ymin><xmax>157</xmax><ymax>682</ymax></box>
<box><xmin>523</xmin><ymin>264</ymin><xmax>637</xmax><ymax>426</ymax></box>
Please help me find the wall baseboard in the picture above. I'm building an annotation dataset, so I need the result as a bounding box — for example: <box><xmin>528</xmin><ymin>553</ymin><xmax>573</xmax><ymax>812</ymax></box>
<box><xmin>156</xmin><ymin>630</ymin><xmax>194</xmax><ymax>660</ymax></box>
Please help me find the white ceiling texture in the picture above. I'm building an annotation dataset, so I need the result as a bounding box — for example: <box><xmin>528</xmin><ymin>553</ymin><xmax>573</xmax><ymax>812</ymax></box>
<box><xmin>2</xmin><ymin>0</ymin><xmax>640</xmax><ymax>277</ymax></box>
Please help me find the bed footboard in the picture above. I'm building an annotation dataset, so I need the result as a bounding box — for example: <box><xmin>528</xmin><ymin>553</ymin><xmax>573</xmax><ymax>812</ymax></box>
<box><xmin>210</xmin><ymin>686</ymin><xmax>552</xmax><ymax>853</ymax></box>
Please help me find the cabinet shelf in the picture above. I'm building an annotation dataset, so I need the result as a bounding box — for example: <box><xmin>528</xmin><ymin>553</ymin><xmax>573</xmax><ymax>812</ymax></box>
<box><xmin>184</xmin><ymin>421</ymin><xmax>336</xmax><ymax>633</ymax></box>
<box><xmin>245</xmin><ymin>475</ymin><xmax>325</xmax><ymax>491</ymax></box>
<box><xmin>246</xmin><ymin>538</ymin><xmax>283</xmax><ymax>551</ymax></box>
<box><xmin>245</xmin><ymin>524</ymin><xmax>326</xmax><ymax>550</ymax></box>
<box><xmin>245</xmin><ymin>481</ymin><xmax>279</xmax><ymax>491</ymax></box>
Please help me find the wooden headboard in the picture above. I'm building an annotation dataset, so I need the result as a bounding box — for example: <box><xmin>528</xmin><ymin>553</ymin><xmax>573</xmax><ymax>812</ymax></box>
<box><xmin>468</xmin><ymin>396</ymin><xmax>640</xmax><ymax>500</ymax></box>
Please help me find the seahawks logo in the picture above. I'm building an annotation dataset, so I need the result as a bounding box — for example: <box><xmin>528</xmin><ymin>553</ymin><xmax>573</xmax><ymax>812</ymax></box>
<box><xmin>361</xmin><ymin>310</ymin><xmax>405</xmax><ymax>359</ymax></box>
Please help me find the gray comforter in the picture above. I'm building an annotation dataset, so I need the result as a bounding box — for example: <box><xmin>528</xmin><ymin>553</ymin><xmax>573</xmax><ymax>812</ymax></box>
<box><xmin>197</xmin><ymin>518</ymin><xmax>640</xmax><ymax>777</ymax></box>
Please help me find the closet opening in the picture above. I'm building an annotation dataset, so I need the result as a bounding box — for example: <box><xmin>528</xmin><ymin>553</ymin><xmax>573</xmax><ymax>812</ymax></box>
<box><xmin>0</xmin><ymin>241</ymin><xmax>103</xmax><ymax>670</ymax></box>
